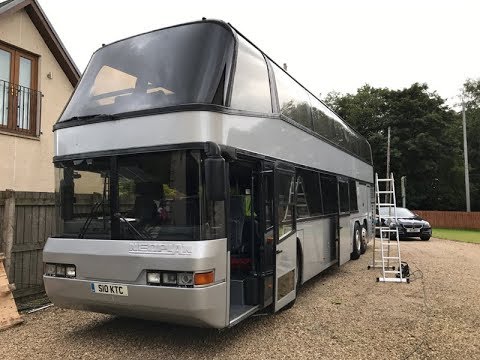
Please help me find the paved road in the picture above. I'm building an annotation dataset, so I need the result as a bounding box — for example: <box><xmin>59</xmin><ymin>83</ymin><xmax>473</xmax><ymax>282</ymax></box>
<box><xmin>1</xmin><ymin>238</ymin><xmax>479</xmax><ymax>359</ymax></box>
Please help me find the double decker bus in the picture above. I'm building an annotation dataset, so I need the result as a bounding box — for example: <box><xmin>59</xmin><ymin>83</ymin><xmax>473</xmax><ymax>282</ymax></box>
<box><xmin>43</xmin><ymin>20</ymin><xmax>374</xmax><ymax>328</ymax></box>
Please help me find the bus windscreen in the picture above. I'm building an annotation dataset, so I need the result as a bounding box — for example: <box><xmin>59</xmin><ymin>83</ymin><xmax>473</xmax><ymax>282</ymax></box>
<box><xmin>59</xmin><ymin>23</ymin><xmax>234</xmax><ymax>122</ymax></box>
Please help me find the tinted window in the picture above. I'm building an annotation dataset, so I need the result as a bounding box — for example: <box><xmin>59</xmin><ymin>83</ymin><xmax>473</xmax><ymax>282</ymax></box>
<box><xmin>311</xmin><ymin>99</ymin><xmax>336</xmax><ymax>140</ymax></box>
<box><xmin>310</xmin><ymin>97</ymin><xmax>372</xmax><ymax>164</ymax></box>
<box><xmin>296</xmin><ymin>169</ymin><xmax>323</xmax><ymax>219</ymax></box>
<box><xmin>60</xmin><ymin>23</ymin><xmax>234</xmax><ymax>121</ymax></box>
<box><xmin>230</xmin><ymin>39</ymin><xmax>272</xmax><ymax>113</ymax></box>
<box><xmin>339</xmin><ymin>181</ymin><xmax>349</xmax><ymax>213</ymax></box>
<box><xmin>349</xmin><ymin>180</ymin><xmax>358</xmax><ymax>212</ymax></box>
<box><xmin>321</xmin><ymin>175</ymin><xmax>338</xmax><ymax>215</ymax></box>
<box><xmin>274</xmin><ymin>65</ymin><xmax>312</xmax><ymax>129</ymax></box>
<box><xmin>55</xmin><ymin>150</ymin><xmax>226</xmax><ymax>241</ymax></box>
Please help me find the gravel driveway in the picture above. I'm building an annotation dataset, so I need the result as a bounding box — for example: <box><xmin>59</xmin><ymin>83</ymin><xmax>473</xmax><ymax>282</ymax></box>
<box><xmin>2</xmin><ymin>238</ymin><xmax>479</xmax><ymax>360</ymax></box>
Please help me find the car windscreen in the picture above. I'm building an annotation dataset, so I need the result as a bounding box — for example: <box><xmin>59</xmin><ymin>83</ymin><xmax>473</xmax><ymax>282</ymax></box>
<box><xmin>59</xmin><ymin>22</ymin><xmax>234</xmax><ymax>122</ymax></box>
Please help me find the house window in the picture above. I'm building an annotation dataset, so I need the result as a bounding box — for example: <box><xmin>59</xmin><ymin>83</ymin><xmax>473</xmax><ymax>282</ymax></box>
<box><xmin>0</xmin><ymin>42</ymin><xmax>40</xmax><ymax>136</ymax></box>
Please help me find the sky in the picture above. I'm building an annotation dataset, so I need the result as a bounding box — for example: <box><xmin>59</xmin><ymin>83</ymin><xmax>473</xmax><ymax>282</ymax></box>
<box><xmin>38</xmin><ymin>0</ymin><xmax>480</xmax><ymax>105</ymax></box>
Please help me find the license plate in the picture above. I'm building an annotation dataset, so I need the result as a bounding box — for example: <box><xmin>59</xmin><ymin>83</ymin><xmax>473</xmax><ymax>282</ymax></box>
<box><xmin>406</xmin><ymin>228</ymin><xmax>419</xmax><ymax>233</ymax></box>
<box><xmin>91</xmin><ymin>282</ymin><xmax>128</xmax><ymax>296</ymax></box>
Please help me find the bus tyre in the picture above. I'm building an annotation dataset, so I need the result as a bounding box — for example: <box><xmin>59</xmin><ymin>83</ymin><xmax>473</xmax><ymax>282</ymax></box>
<box><xmin>351</xmin><ymin>223</ymin><xmax>361</xmax><ymax>260</ymax></box>
<box><xmin>360</xmin><ymin>224</ymin><xmax>367</xmax><ymax>255</ymax></box>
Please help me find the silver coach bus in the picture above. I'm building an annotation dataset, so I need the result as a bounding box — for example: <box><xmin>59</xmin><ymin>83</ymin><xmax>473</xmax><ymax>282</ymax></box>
<box><xmin>43</xmin><ymin>20</ymin><xmax>374</xmax><ymax>328</ymax></box>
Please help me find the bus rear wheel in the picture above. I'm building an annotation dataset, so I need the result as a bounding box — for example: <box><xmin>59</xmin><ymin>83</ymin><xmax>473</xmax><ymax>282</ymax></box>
<box><xmin>351</xmin><ymin>222</ymin><xmax>361</xmax><ymax>260</ymax></box>
<box><xmin>360</xmin><ymin>224</ymin><xmax>367</xmax><ymax>254</ymax></box>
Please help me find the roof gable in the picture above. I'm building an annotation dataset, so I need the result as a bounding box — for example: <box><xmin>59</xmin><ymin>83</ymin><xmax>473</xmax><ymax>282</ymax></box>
<box><xmin>0</xmin><ymin>0</ymin><xmax>80</xmax><ymax>86</ymax></box>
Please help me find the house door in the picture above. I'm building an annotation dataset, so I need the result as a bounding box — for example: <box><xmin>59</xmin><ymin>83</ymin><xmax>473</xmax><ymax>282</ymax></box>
<box><xmin>0</xmin><ymin>43</ymin><xmax>38</xmax><ymax>135</ymax></box>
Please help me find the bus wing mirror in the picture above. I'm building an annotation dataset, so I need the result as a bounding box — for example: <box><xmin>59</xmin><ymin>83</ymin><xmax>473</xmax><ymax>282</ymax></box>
<box><xmin>204</xmin><ymin>157</ymin><xmax>226</xmax><ymax>201</ymax></box>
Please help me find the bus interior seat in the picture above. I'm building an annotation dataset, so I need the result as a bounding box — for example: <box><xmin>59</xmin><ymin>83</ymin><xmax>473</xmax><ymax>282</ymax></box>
<box><xmin>133</xmin><ymin>182</ymin><xmax>163</xmax><ymax>223</ymax></box>
<box><xmin>242</xmin><ymin>217</ymin><xmax>260</xmax><ymax>250</ymax></box>
<box><xmin>134</xmin><ymin>195</ymin><xmax>157</xmax><ymax>223</ymax></box>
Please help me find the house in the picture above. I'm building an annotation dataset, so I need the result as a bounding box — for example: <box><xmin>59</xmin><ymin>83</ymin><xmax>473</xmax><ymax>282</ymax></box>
<box><xmin>0</xmin><ymin>0</ymin><xmax>79</xmax><ymax>192</ymax></box>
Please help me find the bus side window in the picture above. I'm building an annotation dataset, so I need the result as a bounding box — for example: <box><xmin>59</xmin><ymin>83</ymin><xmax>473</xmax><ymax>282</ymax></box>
<box><xmin>338</xmin><ymin>181</ymin><xmax>350</xmax><ymax>214</ymax></box>
<box><xmin>277</xmin><ymin>173</ymin><xmax>295</xmax><ymax>238</ymax></box>
<box><xmin>349</xmin><ymin>180</ymin><xmax>358</xmax><ymax>212</ymax></box>
<box><xmin>320</xmin><ymin>175</ymin><xmax>338</xmax><ymax>215</ymax></box>
<box><xmin>230</xmin><ymin>39</ymin><xmax>272</xmax><ymax>114</ymax></box>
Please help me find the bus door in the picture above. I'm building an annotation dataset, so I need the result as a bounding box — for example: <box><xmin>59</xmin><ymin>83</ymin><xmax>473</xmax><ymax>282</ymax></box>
<box><xmin>274</xmin><ymin>164</ymin><xmax>297</xmax><ymax>312</ymax></box>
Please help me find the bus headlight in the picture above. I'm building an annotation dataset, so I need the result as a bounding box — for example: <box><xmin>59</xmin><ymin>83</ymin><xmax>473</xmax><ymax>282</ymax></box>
<box><xmin>66</xmin><ymin>265</ymin><xmax>76</xmax><ymax>278</ymax></box>
<box><xmin>44</xmin><ymin>263</ymin><xmax>76</xmax><ymax>277</ymax></box>
<box><xmin>45</xmin><ymin>263</ymin><xmax>56</xmax><ymax>276</ymax></box>
<box><xmin>162</xmin><ymin>272</ymin><xmax>178</xmax><ymax>285</ymax></box>
<box><xmin>55</xmin><ymin>264</ymin><xmax>66</xmax><ymax>277</ymax></box>
<box><xmin>147</xmin><ymin>270</ymin><xmax>213</xmax><ymax>287</ymax></box>
<box><xmin>177</xmin><ymin>272</ymin><xmax>194</xmax><ymax>286</ymax></box>
<box><xmin>147</xmin><ymin>272</ymin><xmax>161</xmax><ymax>285</ymax></box>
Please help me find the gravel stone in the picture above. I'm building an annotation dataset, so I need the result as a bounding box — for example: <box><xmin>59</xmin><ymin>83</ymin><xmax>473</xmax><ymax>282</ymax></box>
<box><xmin>1</xmin><ymin>237</ymin><xmax>479</xmax><ymax>359</ymax></box>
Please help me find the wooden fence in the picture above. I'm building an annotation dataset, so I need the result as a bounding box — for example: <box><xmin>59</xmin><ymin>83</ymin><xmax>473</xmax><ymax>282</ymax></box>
<box><xmin>413</xmin><ymin>210</ymin><xmax>480</xmax><ymax>230</ymax></box>
<box><xmin>0</xmin><ymin>191</ymin><xmax>56</xmax><ymax>298</ymax></box>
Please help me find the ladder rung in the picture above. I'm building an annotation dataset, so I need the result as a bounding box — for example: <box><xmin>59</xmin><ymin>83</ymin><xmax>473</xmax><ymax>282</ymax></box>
<box><xmin>377</xmin><ymin>191</ymin><xmax>394</xmax><ymax>194</ymax></box>
<box><xmin>378</xmin><ymin>277</ymin><xmax>408</xmax><ymax>283</ymax></box>
<box><xmin>383</xmin><ymin>256</ymin><xmax>400</xmax><ymax>260</ymax></box>
<box><xmin>384</xmin><ymin>270</ymin><xmax>401</xmax><ymax>274</ymax></box>
<box><xmin>377</xmin><ymin>179</ymin><xmax>394</xmax><ymax>182</ymax></box>
<box><xmin>378</xmin><ymin>204</ymin><xmax>396</xmax><ymax>207</ymax></box>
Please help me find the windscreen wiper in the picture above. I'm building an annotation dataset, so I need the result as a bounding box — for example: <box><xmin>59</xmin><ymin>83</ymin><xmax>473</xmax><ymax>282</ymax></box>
<box><xmin>78</xmin><ymin>200</ymin><xmax>103</xmax><ymax>239</ymax></box>
<box><xmin>114</xmin><ymin>213</ymin><xmax>148</xmax><ymax>240</ymax></box>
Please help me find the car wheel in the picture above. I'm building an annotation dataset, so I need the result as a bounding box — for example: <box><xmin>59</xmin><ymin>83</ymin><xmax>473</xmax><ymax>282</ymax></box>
<box><xmin>420</xmin><ymin>235</ymin><xmax>430</xmax><ymax>241</ymax></box>
<box><xmin>351</xmin><ymin>223</ymin><xmax>361</xmax><ymax>260</ymax></box>
<box><xmin>360</xmin><ymin>225</ymin><xmax>367</xmax><ymax>254</ymax></box>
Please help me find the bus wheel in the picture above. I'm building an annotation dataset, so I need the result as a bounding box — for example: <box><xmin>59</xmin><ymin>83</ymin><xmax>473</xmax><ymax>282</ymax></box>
<box><xmin>360</xmin><ymin>224</ymin><xmax>367</xmax><ymax>254</ymax></box>
<box><xmin>351</xmin><ymin>222</ymin><xmax>361</xmax><ymax>260</ymax></box>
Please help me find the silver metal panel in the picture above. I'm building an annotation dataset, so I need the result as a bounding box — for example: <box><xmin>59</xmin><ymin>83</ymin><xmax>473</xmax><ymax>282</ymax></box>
<box><xmin>274</xmin><ymin>232</ymin><xmax>297</xmax><ymax>312</ymax></box>
<box><xmin>55</xmin><ymin>112</ymin><xmax>373</xmax><ymax>183</ymax></box>
<box><xmin>297</xmin><ymin>218</ymin><xmax>335</xmax><ymax>283</ymax></box>
<box><xmin>43</xmin><ymin>237</ymin><xmax>228</xmax><ymax>328</ymax></box>
<box><xmin>43</xmin><ymin>238</ymin><xmax>227</xmax><ymax>283</ymax></box>
<box><xmin>44</xmin><ymin>277</ymin><xmax>228</xmax><ymax>328</ymax></box>
<box><xmin>339</xmin><ymin>216</ymin><xmax>353</xmax><ymax>266</ymax></box>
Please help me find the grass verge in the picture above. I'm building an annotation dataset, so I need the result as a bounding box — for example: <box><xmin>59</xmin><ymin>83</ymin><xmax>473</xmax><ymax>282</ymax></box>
<box><xmin>433</xmin><ymin>228</ymin><xmax>480</xmax><ymax>244</ymax></box>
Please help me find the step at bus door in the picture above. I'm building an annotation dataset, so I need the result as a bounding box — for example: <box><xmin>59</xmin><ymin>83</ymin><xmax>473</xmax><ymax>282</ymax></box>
<box><xmin>274</xmin><ymin>166</ymin><xmax>297</xmax><ymax>312</ymax></box>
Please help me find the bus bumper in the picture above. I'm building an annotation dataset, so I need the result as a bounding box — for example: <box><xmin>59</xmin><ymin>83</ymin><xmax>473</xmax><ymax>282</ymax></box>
<box><xmin>44</xmin><ymin>276</ymin><xmax>227</xmax><ymax>328</ymax></box>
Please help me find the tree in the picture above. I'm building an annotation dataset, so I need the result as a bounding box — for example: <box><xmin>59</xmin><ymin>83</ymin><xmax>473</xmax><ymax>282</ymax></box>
<box><xmin>325</xmin><ymin>83</ymin><xmax>465</xmax><ymax>210</ymax></box>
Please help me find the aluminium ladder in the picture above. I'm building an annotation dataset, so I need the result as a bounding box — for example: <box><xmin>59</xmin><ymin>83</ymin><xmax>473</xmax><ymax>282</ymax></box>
<box><xmin>370</xmin><ymin>173</ymin><xmax>408</xmax><ymax>283</ymax></box>
<box><xmin>284</xmin><ymin>177</ymin><xmax>309</xmax><ymax>222</ymax></box>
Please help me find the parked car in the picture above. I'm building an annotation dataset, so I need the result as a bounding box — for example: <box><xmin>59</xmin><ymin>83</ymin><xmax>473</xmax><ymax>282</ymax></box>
<box><xmin>376</xmin><ymin>207</ymin><xmax>432</xmax><ymax>241</ymax></box>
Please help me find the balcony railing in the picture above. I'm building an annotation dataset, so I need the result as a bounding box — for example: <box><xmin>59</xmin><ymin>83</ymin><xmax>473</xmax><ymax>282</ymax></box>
<box><xmin>0</xmin><ymin>79</ymin><xmax>42</xmax><ymax>137</ymax></box>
